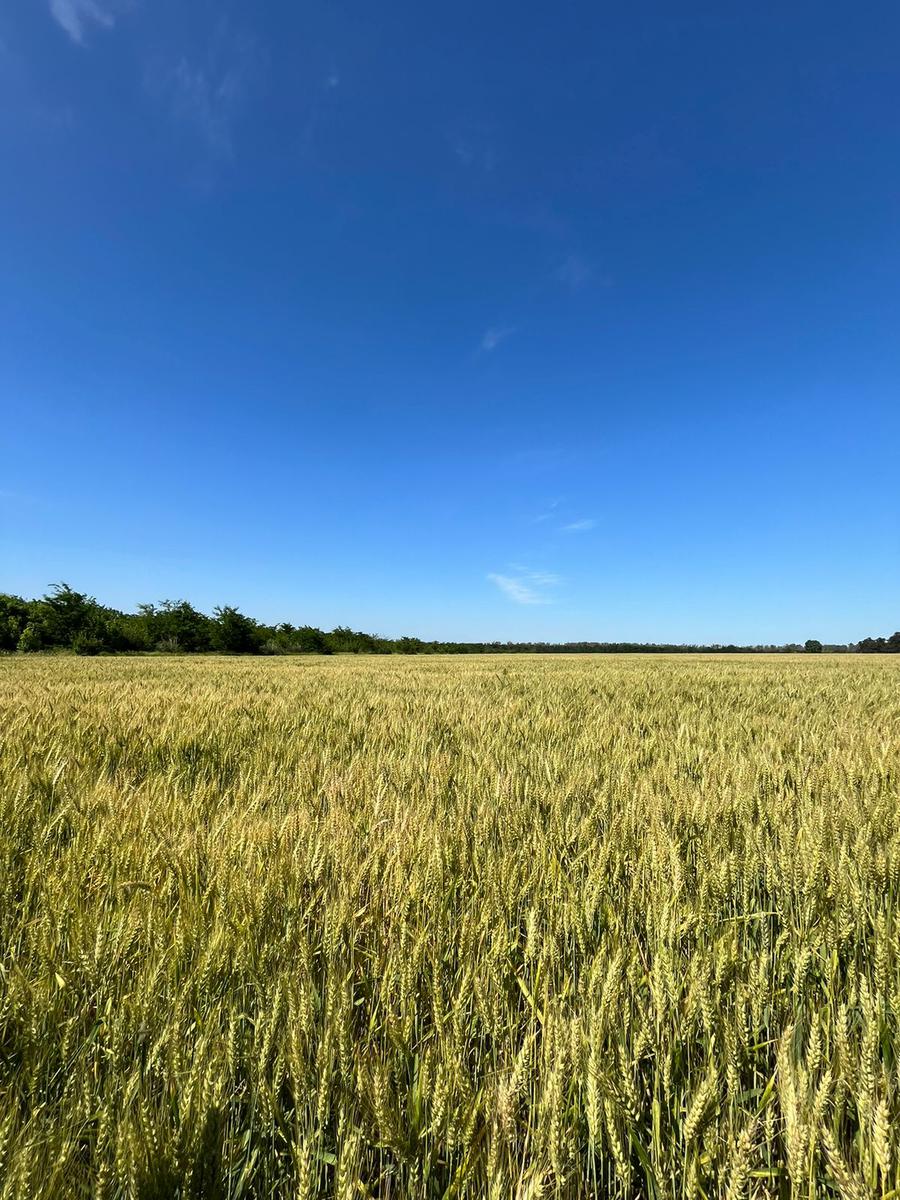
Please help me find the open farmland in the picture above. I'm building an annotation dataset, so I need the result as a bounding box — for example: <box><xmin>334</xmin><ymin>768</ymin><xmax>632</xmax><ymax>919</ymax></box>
<box><xmin>1</xmin><ymin>654</ymin><xmax>899</xmax><ymax>1198</ymax></box>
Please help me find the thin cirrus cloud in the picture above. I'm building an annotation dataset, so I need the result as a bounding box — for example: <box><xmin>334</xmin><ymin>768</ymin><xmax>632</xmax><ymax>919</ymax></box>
<box><xmin>481</xmin><ymin>327</ymin><xmax>514</xmax><ymax>353</ymax></box>
<box><xmin>452</xmin><ymin>139</ymin><xmax>496</xmax><ymax>173</ymax></box>
<box><xmin>487</xmin><ymin>571</ymin><xmax>561</xmax><ymax>606</ymax></box>
<box><xmin>155</xmin><ymin>58</ymin><xmax>242</xmax><ymax>159</ymax></box>
<box><xmin>556</xmin><ymin>253</ymin><xmax>592</xmax><ymax>290</ymax></box>
<box><xmin>145</xmin><ymin>22</ymin><xmax>261</xmax><ymax>161</ymax></box>
<box><xmin>48</xmin><ymin>0</ymin><xmax>257</xmax><ymax>166</ymax></box>
<box><xmin>562</xmin><ymin>518</ymin><xmax>596</xmax><ymax>532</ymax></box>
<box><xmin>449</xmin><ymin>123</ymin><xmax>497</xmax><ymax>173</ymax></box>
<box><xmin>534</xmin><ymin>499</ymin><xmax>563</xmax><ymax>523</ymax></box>
<box><xmin>49</xmin><ymin>0</ymin><xmax>115</xmax><ymax>45</ymax></box>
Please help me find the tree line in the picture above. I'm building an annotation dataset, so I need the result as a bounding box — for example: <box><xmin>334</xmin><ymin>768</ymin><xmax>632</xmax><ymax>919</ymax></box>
<box><xmin>0</xmin><ymin>584</ymin><xmax>897</xmax><ymax>656</ymax></box>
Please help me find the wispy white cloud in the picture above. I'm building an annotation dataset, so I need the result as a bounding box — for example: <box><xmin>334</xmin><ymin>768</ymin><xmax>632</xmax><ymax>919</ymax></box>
<box><xmin>49</xmin><ymin>0</ymin><xmax>115</xmax><ymax>45</ymax></box>
<box><xmin>562</xmin><ymin>518</ymin><xmax>596</xmax><ymax>532</ymax></box>
<box><xmin>556</xmin><ymin>253</ymin><xmax>592</xmax><ymax>290</ymax></box>
<box><xmin>298</xmin><ymin>69</ymin><xmax>344</xmax><ymax>160</ymax></box>
<box><xmin>481</xmin><ymin>326</ymin><xmax>514</xmax><ymax>353</ymax></box>
<box><xmin>534</xmin><ymin>498</ymin><xmax>562</xmax><ymax>523</ymax></box>
<box><xmin>168</xmin><ymin>59</ymin><xmax>240</xmax><ymax>157</ymax></box>
<box><xmin>145</xmin><ymin>20</ymin><xmax>260</xmax><ymax>161</ymax></box>
<box><xmin>488</xmin><ymin>570</ymin><xmax>560</xmax><ymax>605</ymax></box>
<box><xmin>488</xmin><ymin>574</ymin><xmax>544</xmax><ymax>605</ymax></box>
<box><xmin>451</xmin><ymin>133</ymin><xmax>496</xmax><ymax>173</ymax></box>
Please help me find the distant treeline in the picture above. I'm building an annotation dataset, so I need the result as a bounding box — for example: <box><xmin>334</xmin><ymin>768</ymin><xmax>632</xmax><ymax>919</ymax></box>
<box><xmin>1</xmin><ymin>584</ymin><xmax>898</xmax><ymax>656</ymax></box>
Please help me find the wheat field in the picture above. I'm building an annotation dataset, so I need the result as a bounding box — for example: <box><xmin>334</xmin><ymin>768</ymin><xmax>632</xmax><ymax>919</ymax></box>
<box><xmin>1</xmin><ymin>654</ymin><xmax>899</xmax><ymax>1198</ymax></box>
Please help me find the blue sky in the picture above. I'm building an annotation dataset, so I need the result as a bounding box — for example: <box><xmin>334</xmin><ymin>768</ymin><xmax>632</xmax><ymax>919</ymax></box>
<box><xmin>2</xmin><ymin>1</ymin><xmax>898</xmax><ymax>642</ymax></box>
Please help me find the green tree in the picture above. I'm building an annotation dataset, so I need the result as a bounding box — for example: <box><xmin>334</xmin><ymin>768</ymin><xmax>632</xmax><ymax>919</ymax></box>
<box><xmin>0</xmin><ymin>594</ymin><xmax>31</xmax><ymax>651</ymax></box>
<box><xmin>212</xmin><ymin>606</ymin><xmax>261</xmax><ymax>654</ymax></box>
<box><xmin>30</xmin><ymin>583</ymin><xmax>114</xmax><ymax>650</ymax></box>
<box><xmin>39</xmin><ymin>584</ymin><xmax>97</xmax><ymax>645</ymax></box>
<box><xmin>396</xmin><ymin>636</ymin><xmax>424</xmax><ymax>654</ymax></box>
<box><xmin>154</xmin><ymin>601</ymin><xmax>213</xmax><ymax>652</ymax></box>
<box><xmin>804</xmin><ymin>639</ymin><xmax>823</xmax><ymax>654</ymax></box>
<box><xmin>294</xmin><ymin>626</ymin><xmax>329</xmax><ymax>654</ymax></box>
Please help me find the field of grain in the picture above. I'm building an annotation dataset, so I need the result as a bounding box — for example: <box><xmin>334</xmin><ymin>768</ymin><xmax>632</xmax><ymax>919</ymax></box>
<box><xmin>1</xmin><ymin>654</ymin><xmax>899</xmax><ymax>1198</ymax></box>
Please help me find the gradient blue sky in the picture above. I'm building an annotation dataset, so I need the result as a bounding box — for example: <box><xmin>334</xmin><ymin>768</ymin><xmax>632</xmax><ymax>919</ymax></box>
<box><xmin>2</xmin><ymin>1</ymin><xmax>898</xmax><ymax>642</ymax></box>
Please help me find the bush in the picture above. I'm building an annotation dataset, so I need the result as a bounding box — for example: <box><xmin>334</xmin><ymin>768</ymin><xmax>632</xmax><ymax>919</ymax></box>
<box><xmin>72</xmin><ymin>635</ymin><xmax>104</xmax><ymax>656</ymax></box>
<box><xmin>17</xmin><ymin>625</ymin><xmax>43</xmax><ymax>653</ymax></box>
